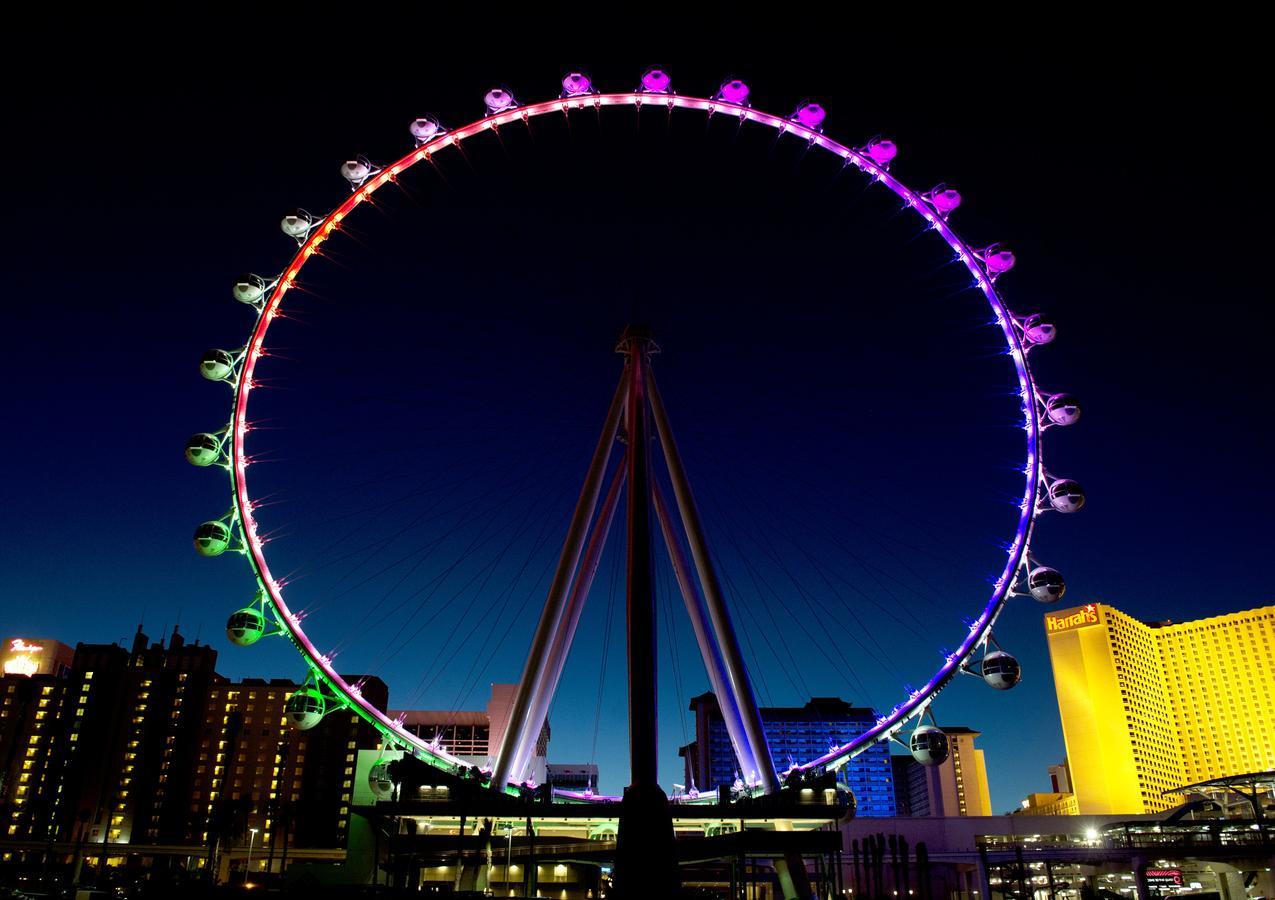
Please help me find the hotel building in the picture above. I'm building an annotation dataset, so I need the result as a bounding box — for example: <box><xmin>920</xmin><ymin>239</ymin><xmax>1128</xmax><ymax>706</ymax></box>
<box><xmin>0</xmin><ymin>629</ymin><xmax>389</xmax><ymax>867</ymax></box>
<box><xmin>891</xmin><ymin>727</ymin><xmax>993</xmax><ymax>817</ymax></box>
<box><xmin>680</xmin><ymin>694</ymin><xmax>897</xmax><ymax>816</ymax></box>
<box><xmin>1045</xmin><ymin>601</ymin><xmax>1274</xmax><ymax>814</ymax></box>
<box><xmin>193</xmin><ymin>674</ymin><xmax>387</xmax><ymax>857</ymax></box>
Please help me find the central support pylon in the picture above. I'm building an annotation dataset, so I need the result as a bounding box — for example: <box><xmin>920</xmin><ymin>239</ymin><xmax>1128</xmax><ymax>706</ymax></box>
<box><xmin>613</xmin><ymin>326</ymin><xmax>678</xmax><ymax>896</ymax></box>
<box><xmin>620</xmin><ymin>325</ymin><xmax>659</xmax><ymax>789</ymax></box>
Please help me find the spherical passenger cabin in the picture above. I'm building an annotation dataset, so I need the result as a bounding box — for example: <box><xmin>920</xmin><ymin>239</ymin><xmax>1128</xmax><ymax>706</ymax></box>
<box><xmin>193</xmin><ymin>521</ymin><xmax>231</xmax><ymax>557</ymax></box>
<box><xmin>226</xmin><ymin>607</ymin><xmax>266</xmax><ymax>646</ymax></box>
<box><xmin>1028</xmin><ymin>566</ymin><xmax>1066</xmax><ymax>603</ymax></box>
<box><xmin>185</xmin><ymin>433</ymin><xmax>221</xmax><ymax>466</ymax></box>
<box><xmin>910</xmin><ymin>724</ymin><xmax>950</xmax><ymax>766</ymax></box>
<box><xmin>285</xmin><ymin>687</ymin><xmax>326</xmax><ymax>730</ymax></box>
<box><xmin>981</xmin><ymin>650</ymin><xmax>1022</xmax><ymax>690</ymax></box>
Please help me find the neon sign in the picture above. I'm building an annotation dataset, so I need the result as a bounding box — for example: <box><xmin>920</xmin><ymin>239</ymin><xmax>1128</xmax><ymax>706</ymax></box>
<box><xmin>1146</xmin><ymin>869</ymin><xmax>1183</xmax><ymax>888</ymax></box>
<box><xmin>3</xmin><ymin>639</ymin><xmax>46</xmax><ymax>677</ymax></box>
<box><xmin>1045</xmin><ymin>604</ymin><xmax>1099</xmax><ymax>633</ymax></box>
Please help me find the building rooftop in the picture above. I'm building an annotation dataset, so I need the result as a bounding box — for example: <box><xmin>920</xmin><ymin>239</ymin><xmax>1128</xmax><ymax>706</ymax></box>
<box><xmin>392</xmin><ymin>709</ymin><xmax>488</xmax><ymax>726</ymax></box>
<box><xmin>687</xmin><ymin>691</ymin><xmax>875</xmax><ymax>718</ymax></box>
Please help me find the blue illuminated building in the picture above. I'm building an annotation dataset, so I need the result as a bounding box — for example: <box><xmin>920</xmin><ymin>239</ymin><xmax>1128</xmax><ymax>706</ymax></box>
<box><xmin>679</xmin><ymin>693</ymin><xmax>896</xmax><ymax>816</ymax></box>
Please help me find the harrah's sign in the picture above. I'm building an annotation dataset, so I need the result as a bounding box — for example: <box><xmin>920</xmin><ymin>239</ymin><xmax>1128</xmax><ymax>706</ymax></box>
<box><xmin>1045</xmin><ymin>604</ymin><xmax>1099</xmax><ymax>633</ymax></box>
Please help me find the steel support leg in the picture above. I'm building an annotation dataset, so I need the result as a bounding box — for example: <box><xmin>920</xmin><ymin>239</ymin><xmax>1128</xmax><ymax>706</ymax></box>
<box><xmin>646</xmin><ymin>369</ymin><xmax>780</xmax><ymax>793</ymax></box>
<box><xmin>652</xmin><ymin>479</ymin><xmax>759</xmax><ymax>784</ymax></box>
<box><xmin>514</xmin><ymin>458</ymin><xmax>627</xmax><ymax>783</ymax></box>
<box><xmin>491</xmin><ymin>370</ymin><xmax>629</xmax><ymax>789</ymax></box>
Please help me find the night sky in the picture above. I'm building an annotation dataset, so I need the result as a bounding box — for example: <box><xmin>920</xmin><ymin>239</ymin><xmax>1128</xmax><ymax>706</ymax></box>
<box><xmin>3</xmin><ymin>24</ymin><xmax>1269</xmax><ymax>810</ymax></box>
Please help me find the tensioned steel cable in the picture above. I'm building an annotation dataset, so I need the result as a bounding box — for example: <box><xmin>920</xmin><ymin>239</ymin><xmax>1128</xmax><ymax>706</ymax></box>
<box><xmin>709</xmin><ymin>520</ymin><xmax>812</xmax><ymax>701</ymax></box>
<box><xmin>447</xmin><ymin>541</ymin><xmax>565</xmax><ymax>755</ymax></box>
<box><xmin>684</xmin><ymin>463</ymin><xmax>870</xmax><ymax>697</ymax></box>
<box><xmin>431</xmin><ymin>449</ymin><xmax>598</xmax><ymax>715</ymax></box>
<box><xmin>726</xmin><ymin>570</ymin><xmax>775</xmax><ymax>710</ymax></box>
<box><xmin>362</xmin><ymin>476</ymin><xmax>558</xmax><ymax>668</ymax></box>
<box><xmin>720</xmin><ymin>518</ymin><xmax>874</xmax><ymax>698</ymax></box>
<box><xmin>300</xmin><ymin>443</ymin><xmax>595</xmax><ymax>658</ymax></box>
<box><xmin>698</xmin><ymin>471</ymin><xmax>901</xmax><ymax>683</ymax></box>
<box><xmin>445</xmin><ymin>511</ymin><xmax>567</xmax><ymax>720</ymax></box>
<box><xmin>415</xmin><ymin>468</ymin><xmax>582</xmax><ymax>712</ymax></box>
<box><xmin>656</xmin><ymin>548</ymin><xmax>691</xmax><ymax>750</ymax></box>
<box><xmin>677</xmin><ymin>418</ymin><xmax>986</xmax><ymax>659</ymax></box>
<box><xmin>693</xmin><ymin>421</ymin><xmax>999</xmax><ymax>587</ymax></box>
<box><xmin>673</xmin><ymin>425</ymin><xmax>910</xmax><ymax>682</ymax></box>
<box><xmin>589</xmin><ymin>534</ymin><xmax>623</xmax><ymax>768</ymax></box>
<box><xmin>302</xmin><ymin>462</ymin><xmax>547</xmax><ymax>620</ymax></box>
<box><xmin>308</xmin><ymin>466</ymin><xmax>530</xmax><ymax>590</ymax></box>
<box><xmin>338</xmin><ymin>461</ymin><xmax>564</xmax><ymax>666</ymax></box>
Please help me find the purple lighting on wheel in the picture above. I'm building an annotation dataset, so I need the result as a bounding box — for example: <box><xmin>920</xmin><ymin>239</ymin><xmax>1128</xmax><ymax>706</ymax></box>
<box><xmin>561</xmin><ymin>72</ymin><xmax>592</xmax><ymax>97</ymax></box>
<box><xmin>640</xmin><ymin>68</ymin><xmax>672</xmax><ymax>93</ymax></box>
<box><xmin>216</xmin><ymin>87</ymin><xmax>1059</xmax><ymax>793</ymax></box>
<box><xmin>865</xmin><ymin>137</ymin><xmax>898</xmax><ymax>167</ymax></box>
<box><xmin>927</xmin><ymin>184</ymin><xmax>963</xmax><ymax>217</ymax></box>
<box><xmin>792</xmin><ymin>102</ymin><xmax>826</xmax><ymax>130</ymax></box>
<box><xmin>716</xmin><ymin>79</ymin><xmax>750</xmax><ymax>105</ymax></box>
<box><xmin>1021</xmin><ymin>313</ymin><xmax>1056</xmax><ymax>345</ymax></box>
<box><xmin>979</xmin><ymin>243</ymin><xmax>1017</xmax><ymax>276</ymax></box>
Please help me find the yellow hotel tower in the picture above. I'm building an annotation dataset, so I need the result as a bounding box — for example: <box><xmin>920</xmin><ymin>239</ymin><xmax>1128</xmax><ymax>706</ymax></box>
<box><xmin>1044</xmin><ymin>602</ymin><xmax>1274</xmax><ymax>814</ymax></box>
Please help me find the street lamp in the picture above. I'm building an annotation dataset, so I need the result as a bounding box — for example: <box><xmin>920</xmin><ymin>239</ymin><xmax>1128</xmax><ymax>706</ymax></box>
<box><xmin>246</xmin><ymin>827</ymin><xmax>259</xmax><ymax>887</ymax></box>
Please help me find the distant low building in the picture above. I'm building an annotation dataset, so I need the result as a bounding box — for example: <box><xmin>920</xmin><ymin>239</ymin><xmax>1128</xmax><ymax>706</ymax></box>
<box><xmin>547</xmin><ymin>763</ymin><xmax>598</xmax><ymax>793</ymax></box>
<box><xmin>1014</xmin><ymin>791</ymin><xmax>1079</xmax><ymax>816</ymax></box>
<box><xmin>891</xmin><ymin>727</ymin><xmax>992</xmax><ymax>818</ymax></box>
<box><xmin>1048</xmin><ymin>759</ymin><xmax>1072</xmax><ymax>793</ymax></box>
<box><xmin>679</xmin><ymin>693</ymin><xmax>896</xmax><ymax>816</ymax></box>
<box><xmin>392</xmin><ymin>683</ymin><xmax>549</xmax><ymax>785</ymax></box>
<box><xmin>1011</xmin><ymin>760</ymin><xmax>1078</xmax><ymax>816</ymax></box>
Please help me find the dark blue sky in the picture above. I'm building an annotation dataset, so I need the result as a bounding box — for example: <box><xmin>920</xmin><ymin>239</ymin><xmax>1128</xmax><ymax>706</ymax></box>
<box><xmin>3</xmin><ymin>28</ymin><xmax>1269</xmax><ymax>809</ymax></box>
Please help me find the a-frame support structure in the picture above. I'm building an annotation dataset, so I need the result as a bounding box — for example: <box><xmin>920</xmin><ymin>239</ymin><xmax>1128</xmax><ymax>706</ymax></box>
<box><xmin>490</xmin><ymin>327</ymin><xmax>802</xmax><ymax>897</ymax></box>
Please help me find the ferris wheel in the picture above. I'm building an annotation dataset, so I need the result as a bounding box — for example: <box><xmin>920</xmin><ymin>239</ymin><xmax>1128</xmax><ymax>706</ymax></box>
<box><xmin>187</xmin><ymin>69</ymin><xmax>1084</xmax><ymax>803</ymax></box>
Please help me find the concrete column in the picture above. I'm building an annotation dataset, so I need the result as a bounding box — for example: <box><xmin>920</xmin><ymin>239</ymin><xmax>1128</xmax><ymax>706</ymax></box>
<box><xmin>1250</xmin><ymin>867</ymin><xmax>1275</xmax><ymax>900</ymax></box>
<box><xmin>975</xmin><ymin>855</ymin><xmax>993</xmax><ymax>900</ymax></box>
<box><xmin>1216</xmin><ymin>866</ymin><xmax>1245</xmax><ymax>900</ymax></box>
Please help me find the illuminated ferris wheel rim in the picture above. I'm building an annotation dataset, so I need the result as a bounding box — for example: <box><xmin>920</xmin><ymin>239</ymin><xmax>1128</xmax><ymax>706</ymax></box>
<box><xmin>192</xmin><ymin>74</ymin><xmax>1081</xmax><ymax>799</ymax></box>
